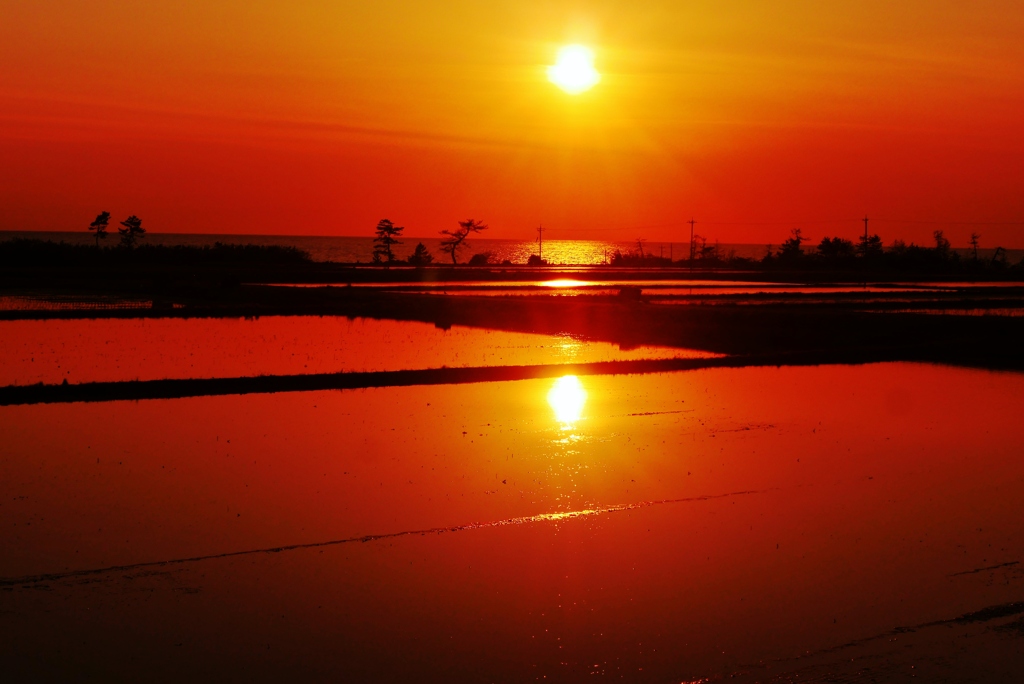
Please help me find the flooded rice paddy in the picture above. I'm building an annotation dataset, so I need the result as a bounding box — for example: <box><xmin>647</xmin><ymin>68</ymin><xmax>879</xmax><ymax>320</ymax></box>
<box><xmin>0</xmin><ymin>316</ymin><xmax>714</xmax><ymax>386</ymax></box>
<box><xmin>2</xmin><ymin>314</ymin><xmax>1024</xmax><ymax>681</ymax></box>
<box><xmin>0</xmin><ymin>294</ymin><xmax>156</xmax><ymax>311</ymax></box>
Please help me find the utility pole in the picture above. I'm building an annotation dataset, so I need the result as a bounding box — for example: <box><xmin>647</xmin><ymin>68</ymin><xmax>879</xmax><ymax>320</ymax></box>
<box><xmin>536</xmin><ymin>224</ymin><xmax>543</xmax><ymax>262</ymax></box>
<box><xmin>862</xmin><ymin>215</ymin><xmax>870</xmax><ymax>287</ymax></box>
<box><xmin>688</xmin><ymin>218</ymin><xmax>696</xmax><ymax>273</ymax></box>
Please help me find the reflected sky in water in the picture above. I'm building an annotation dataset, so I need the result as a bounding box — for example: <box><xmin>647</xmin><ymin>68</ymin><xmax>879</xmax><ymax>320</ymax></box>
<box><xmin>0</xmin><ymin>317</ymin><xmax>718</xmax><ymax>386</ymax></box>
<box><xmin>5</xmin><ymin>364</ymin><xmax>1024</xmax><ymax>680</ymax></box>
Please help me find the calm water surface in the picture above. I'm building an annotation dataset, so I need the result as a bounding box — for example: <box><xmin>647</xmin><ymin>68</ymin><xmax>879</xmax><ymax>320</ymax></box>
<box><xmin>3</xmin><ymin>363</ymin><xmax>1023</xmax><ymax>680</ymax></box>
<box><xmin>0</xmin><ymin>316</ymin><xmax>714</xmax><ymax>386</ymax></box>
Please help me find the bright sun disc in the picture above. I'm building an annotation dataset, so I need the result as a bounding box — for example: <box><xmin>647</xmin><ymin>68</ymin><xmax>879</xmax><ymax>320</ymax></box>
<box><xmin>547</xmin><ymin>45</ymin><xmax>600</xmax><ymax>94</ymax></box>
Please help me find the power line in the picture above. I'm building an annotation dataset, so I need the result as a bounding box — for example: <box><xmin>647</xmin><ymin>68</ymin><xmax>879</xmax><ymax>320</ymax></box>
<box><xmin>697</xmin><ymin>219</ymin><xmax>858</xmax><ymax>226</ymax></box>
<box><xmin>538</xmin><ymin>217</ymin><xmax>1024</xmax><ymax>237</ymax></box>
<box><xmin>871</xmin><ymin>219</ymin><xmax>1024</xmax><ymax>225</ymax></box>
<box><xmin>548</xmin><ymin>220</ymin><xmax>851</xmax><ymax>234</ymax></box>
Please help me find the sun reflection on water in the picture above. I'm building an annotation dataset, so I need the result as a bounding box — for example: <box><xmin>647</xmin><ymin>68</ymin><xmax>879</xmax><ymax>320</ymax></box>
<box><xmin>543</xmin><ymin>279</ymin><xmax>588</xmax><ymax>288</ymax></box>
<box><xmin>554</xmin><ymin>334</ymin><xmax>583</xmax><ymax>362</ymax></box>
<box><xmin>548</xmin><ymin>375</ymin><xmax>587</xmax><ymax>427</ymax></box>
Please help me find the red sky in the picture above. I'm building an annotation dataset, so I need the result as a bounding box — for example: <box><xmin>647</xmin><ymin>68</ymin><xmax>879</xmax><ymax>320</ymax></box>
<box><xmin>2</xmin><ymin>1</ymin><xmax>1023</xmax><ymax>246</ymax></box>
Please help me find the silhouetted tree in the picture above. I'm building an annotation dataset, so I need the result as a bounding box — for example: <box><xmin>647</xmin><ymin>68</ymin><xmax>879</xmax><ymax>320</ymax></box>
<box><xmin>609</xmin><ymin>247</ymin><xmax>671</xmax><ymax>267</ymax></box>
<box><xmin>817</xmin><ymin>236</ymin><xmax>855</xmax><ymax>260</ymax></box>
<box><xmin>89</xmin><ymin>211</ymin><xmax>110</xmax><ymax>248</ymax></box>
<box><xmin>857</xmin><ymin>234</ymin><xmax>883</xmax><ymax>260</ymax></box>
<box><xmin>407</xmin><ymin>242</ymin><xmax>433</xmax><ymax>265</ymax></box>
<box><xmin>467</xmin><ymin>251</ymin><xmax>493</xmax><ymax>266</ymax></box>
<box><xmin>933</xmin><ymin>230</ymin><xmax>951</xmax><ymax>260</ymax></box>
<box><xmin>372</xmin><ymin>219</ymin><xmax>404</xmax><ymax>264</ymax></box>
<box><xmin>527</xmin><ymin>254</ymin><xmax>548</xmax><ymax>266</ymax></box>
<box><xmin>777</xmin><ymin>229</ymin><xmax>805</xmax><ymax>262</ymax></box>
<box><xmin>992</xmin><ymin>246</ymin><xmax>1008</xmax><ymax>269</ymax></box>
<box><xmin>118</xmin><ymin>215</ymin><xmax>146</xmax><ymax>249</ymax></box>
<box><xmin>969</xmin><ymin>232</ymin><xmax>981</xmax><ymax>260</ymax></box>
<box><xmin>699</xmin><ymin>238</ymin><xmax>720</xmax><ymax>262</ymax></box>
<box><xmin>691</xmin><ymin>235</ymin><xmax>705</xmax><ymax>260</ymax></box>
<box><xmin>439</xmin><ymin>218</ymin><xmax>488</xmax><ymax>264</ymax></box>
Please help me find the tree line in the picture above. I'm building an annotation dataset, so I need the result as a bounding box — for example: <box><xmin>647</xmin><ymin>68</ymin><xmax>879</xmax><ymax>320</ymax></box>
<box><xmin>373</xmin><ymin>218</ymin><xmax>489</xmax><ymax>265</ymax></box>
<box><xmin>607</xmin><ymin>227</ymin><xmax>1021</xmax><ymax>274</ymax></box>
<box><xmin>70</xmin><ymin>211</ymin><xmax>1017</xmax><ymax>273</ymax></box>
<box><xmin>88</xmin><ymin>211</ymin><xmax>146</xmax><ymax>249</ymax></box>
<box><xmin>759</xmin><ymin>228</ymin><xmax>1017</xmax><ymax>272</ymax></box>
<box><xmin>0</xmin><ymin>210</ymin><xmax>309</xmax><ymax>267</ymax></box>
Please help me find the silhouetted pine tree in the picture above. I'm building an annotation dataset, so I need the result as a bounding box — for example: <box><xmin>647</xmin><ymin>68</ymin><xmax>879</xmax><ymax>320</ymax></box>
<box><xmin>372</xmin><ymin>219</ymin><xmax>404</xmax><ymax>264</ymax></box>
<box><xmin>439</xmin><ymin>219</ymin><xmax>488</xmax><ymax>264</ymax></box>
<box><xmin>407</xmin><ymin>242</ymin><xmax>433</xmax><ymax>265</ymax></box>
<box><xmin>118</xmin><ymin>215</ymin><xmax>146</xmax><ymax>249</ymax></box>
<box><xmin>89</xmin><ymin>211</ymin><xmax>111</xmax><ymax>247</ymax></box>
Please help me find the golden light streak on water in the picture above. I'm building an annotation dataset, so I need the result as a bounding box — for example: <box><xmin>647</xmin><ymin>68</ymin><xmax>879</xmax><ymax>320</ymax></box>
<box><xmin>543</xmin><ymin>279</ymin><xmax>589</xmax><ymax>288</ymax></box>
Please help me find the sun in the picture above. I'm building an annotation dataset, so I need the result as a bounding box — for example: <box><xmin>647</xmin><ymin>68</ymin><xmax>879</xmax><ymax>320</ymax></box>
<box><xmin>547</xmin><ymin>44</ymin><xmax>600</xmax><ymax>94</ymax></box>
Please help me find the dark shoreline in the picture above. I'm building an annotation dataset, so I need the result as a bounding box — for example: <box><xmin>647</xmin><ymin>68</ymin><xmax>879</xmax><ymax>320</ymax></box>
<box><xmin>0</xmin><ymin>352</ymin><xmax>952</xmax><ymax>407</ymax></box>
<box><xmin>3</xmin><ymin>239</ymin><xmax>1023</xmax><ymax>377</ymax></box>
<box><xmin>2</xmin><ymin>283</ymin><xmax>1023</xmax><ymax>395</ymax></box>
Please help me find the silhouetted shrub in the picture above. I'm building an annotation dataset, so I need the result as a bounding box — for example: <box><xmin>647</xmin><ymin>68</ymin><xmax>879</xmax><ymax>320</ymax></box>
<box><xmin>609</xmin><ymin>249</ymin><xmax>671</xmax><ymax>267</ymax></box>
<box><xmin>856</xmin><ymin>234</ymin><xmax>884</xmax><ymax>260</ymax></box>
<box><xmin>407</xmin><ymin>242</ymin><xmax>433</xmax><ymax>266</ymax></box>
<box><xmin>817</xmin><ymin>237</ymin><xmax>855</xmax><ymax>260</ymax></box>
<box><xmin>776</xmin><ymin>229</ymin><xmax>805</xmax><ymax>264</ymax></box>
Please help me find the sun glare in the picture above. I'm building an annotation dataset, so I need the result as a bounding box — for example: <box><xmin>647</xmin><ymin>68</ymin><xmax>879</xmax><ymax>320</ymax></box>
<box><xmin>548</xmin><ymin>375</ymin><xmax>587</xmax><ymax>425</ymax></box>
<box><xmin>547</xmin><ymin>45</ymin><xmax>600</xmax><ymax>94</ymax></box>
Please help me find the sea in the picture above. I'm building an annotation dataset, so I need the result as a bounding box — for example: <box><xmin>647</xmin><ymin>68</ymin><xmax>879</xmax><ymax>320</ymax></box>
<box><xmin>2</xmin><ymin>231</ymin><xmax>1018</xmax><ymax>266</ymax></box>
<box><xmin>0</xmin><ymin>231</ymin><xmax>767</xmax><ymax>265</ymax></box>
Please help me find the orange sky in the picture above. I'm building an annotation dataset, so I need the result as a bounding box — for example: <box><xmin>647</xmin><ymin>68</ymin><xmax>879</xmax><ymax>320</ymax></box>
<box><xmin>2</xmin><ymin>1</ymin><xmax>1023</xmax><ymax>246</ymax></box>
